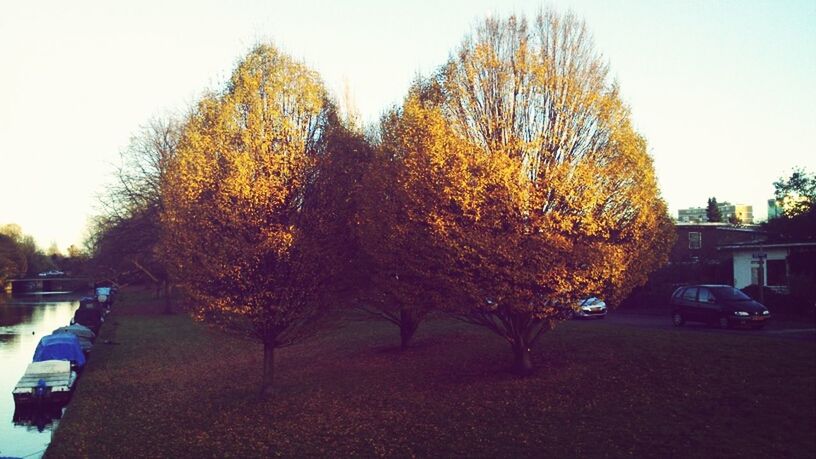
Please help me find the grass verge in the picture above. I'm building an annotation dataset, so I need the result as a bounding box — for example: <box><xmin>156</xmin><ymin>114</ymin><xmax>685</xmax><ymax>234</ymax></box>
<box><xmin>46</xmin><ymin>290</ymin><xmax>816</xmax><ymax>457</ymax></box>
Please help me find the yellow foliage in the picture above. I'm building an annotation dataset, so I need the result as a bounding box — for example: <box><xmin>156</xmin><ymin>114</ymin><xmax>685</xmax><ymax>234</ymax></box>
<box><xmin>160</xmin><ymin>44</ymin><xmax>333</xmax><ymax>349</ymax></box>
<box><xmin>381</xmin><ymin>11</ymin><xmax>674</xmax><ymax>369</ymax></box>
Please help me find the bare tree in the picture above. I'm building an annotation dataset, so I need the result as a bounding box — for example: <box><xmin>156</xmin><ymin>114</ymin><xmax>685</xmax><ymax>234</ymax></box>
<box><xmin>93</xmin><ymin>117</ymin><xmax>180</xmax><ymax>309</ymax></box>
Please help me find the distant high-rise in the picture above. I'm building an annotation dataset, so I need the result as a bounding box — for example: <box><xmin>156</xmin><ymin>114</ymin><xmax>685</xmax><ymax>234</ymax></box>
<box><xmin>677</xmin><ymin>202</ymin><xmax>753</xmax><ymax>224</ymax></box>
<box><xmin>768</xmin><ymin>199</ymin><xmax>782</xmax><ymax>220</ymax></box>
<box><xmin>677</xmin><ymin>207</ymin><xmax>707</xmax><ymax>223</ymax></box>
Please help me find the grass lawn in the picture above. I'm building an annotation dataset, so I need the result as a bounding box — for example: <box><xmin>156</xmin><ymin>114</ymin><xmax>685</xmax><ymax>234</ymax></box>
<box><xmin>46</xmin><ymin>290</ymin><xmax>816</xmax><ymax>458</ymax></box>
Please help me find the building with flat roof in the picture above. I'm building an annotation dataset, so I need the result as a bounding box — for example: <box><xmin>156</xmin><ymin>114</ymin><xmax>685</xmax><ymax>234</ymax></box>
<box><xmin>677</xmin><ymin>202</ymin><xmax>753</xmax><ymax>224</ymax></box>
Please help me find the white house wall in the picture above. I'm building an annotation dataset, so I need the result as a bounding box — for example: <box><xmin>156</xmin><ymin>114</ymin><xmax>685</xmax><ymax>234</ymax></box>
<box><xmin>732</xmin><ymin>248</ymin><xmax>789</xmax><ymax>289</ymax></box>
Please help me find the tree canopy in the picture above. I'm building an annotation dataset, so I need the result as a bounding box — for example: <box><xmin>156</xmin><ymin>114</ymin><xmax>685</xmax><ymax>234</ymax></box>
<box><xmin>764</xmin><ymin>168</ymin><xmax>816</xmax><ymax>241</ymax></box>
<box><xmin>706</xmin><ymin>197</ymin><xmax>722</xmax><ymax>222</ymax></box>
<box><xmin>382</xmin><ymin>11</ymin><xmax>674</xmax><ymax>373</ymax></box>
<box><xmin>0</xmin><ymin>223</ymin><xmax>56</xmax><ymax>277</ymax></box>
<box><xmin>773</xmin><ymin>167</ymin><xmax>815</xmax><ymax>217</ymax></box>
<box><xmin>0</xmin><ymin>233</ymin><xmax>27</xmax><ymax>284</ymax></box>
<box><xmin>160</xmin><ymin>44</ymin><xmax>338</xmax><ymax>396</ymax></box>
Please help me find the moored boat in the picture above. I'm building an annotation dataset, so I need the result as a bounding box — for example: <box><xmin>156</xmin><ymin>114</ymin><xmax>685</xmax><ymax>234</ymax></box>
<box><xmin>53</xmin><ymin>324</ymin><xmax>95</xmax><ymax>353</ymax></box>
<box><xmin>72</xmin><ymin>298</ymin><xmax>105</xmax><ymax>334</ymax></box>
<box><xmin>12</xmin><ymin>360</ymin><xmax>77</xmax><ymax>406</ymax></box>
<box><xmin>33</xmin><ymin>334</ymin><xmax>86</xmax><ymax>370</ymax></box>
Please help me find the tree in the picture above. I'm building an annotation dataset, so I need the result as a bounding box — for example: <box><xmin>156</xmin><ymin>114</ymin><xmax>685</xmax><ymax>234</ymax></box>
<box><xmin>763</xmin><ymin>168</ymin><xmax>816</xmax><ymax>241</ymax></box>
<box><xmin>46</xmin><ymin>242</ymin><xmax>62</xmax><ymax>258</ymax></box>
<box><xmin>706</xmin><ymin>197</ymin><xmax>722</xmax><ymax>222</ymax></box>
<box><xmin>60</xmin><ymin>244</ymin><xmax>90</xmax><ymax>276</ymax></box>
<box><xmin>91</xmin><ymin>117</ymin><xmax>179</xmax><ymax>306</ymax></box>
<box><xmin>67</xmin><ymin>245</ymin><xmax>83</xmax><ymax>258</ymax></box>
<box><xmin>0</xmin><ymin>224</ymin><xmax>54</xmax><ymax>276</ymax></box>
<box><xmin>0</xmin><ymin>233</ymin><xmax>27</xmax><ymax>284</ymax></box>
<box><xmin>161</xmin><ymin>44</ymin><xmax>337</xmax><ymax>396</ymax></box>
<box><xmin>773</xmin><ymin>167</ymin><xmax>815</xmax><ymax>217</ymax></box>
<box><xmin>727</xmin><ymin>213</ymin><xmax>741</xmax><ymax>225</ymax></box>
<box><xmin>387</xmin><ymin>11</ymin><xmax>674</xmax><ymax>374</ymax></box>
<box><xmin>353</xmin><ymin>114</ymin><xmax>446</xmax><ymax>350</ymax></box>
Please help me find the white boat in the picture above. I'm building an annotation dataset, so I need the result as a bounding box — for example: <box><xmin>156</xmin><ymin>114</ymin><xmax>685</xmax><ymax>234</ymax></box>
<box><xmin>12</xmin><ymin>360</ymin><xmax>77</xmax><ymax>405</ymax></box>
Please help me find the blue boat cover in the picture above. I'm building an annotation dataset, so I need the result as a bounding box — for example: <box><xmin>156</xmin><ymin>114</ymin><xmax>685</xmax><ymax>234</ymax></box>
<box><xmin>33</xmin><ymin>334</ymin><xmax>86</xmax><ymax>368</ymax></box>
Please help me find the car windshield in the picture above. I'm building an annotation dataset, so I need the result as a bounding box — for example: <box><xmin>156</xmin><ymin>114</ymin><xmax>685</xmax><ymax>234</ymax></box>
<box><xmin>711</xmin><ymin>287</ymin><xmax>752</xmax><ymax>301</ymax></box>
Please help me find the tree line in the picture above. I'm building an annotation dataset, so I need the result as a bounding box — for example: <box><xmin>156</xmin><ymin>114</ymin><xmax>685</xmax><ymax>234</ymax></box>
<box><xmin>0</xmin><ymin>223</ymin><xmax>88</xmax><ymax>285</ymax></box>
<box><xmin>90</xmin><ymin>10</ymin><xmax>674</xmax><ymax>396</ymax></box>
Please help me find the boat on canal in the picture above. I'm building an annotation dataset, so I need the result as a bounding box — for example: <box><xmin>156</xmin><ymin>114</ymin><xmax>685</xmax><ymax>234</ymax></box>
<box><xmin>12</xmin><ymin>360</ymin><xmax>77</xmax><ymax>406</ymax></box>
<box><xmin>32</xmin><ymin>334</ymin><xmax>86</xmax><ymax>370</ymax></box>
<box><xmin>53</xmin><ymin>324</ymin><xmax>96</xmax><ymax>353</ymax></box>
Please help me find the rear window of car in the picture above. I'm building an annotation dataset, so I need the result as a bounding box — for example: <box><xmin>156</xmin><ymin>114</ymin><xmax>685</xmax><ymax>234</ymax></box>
<box><xmin>682</xmin><ymin>287</ymin><xmax>698</xmax><ymax>301</ymax></box>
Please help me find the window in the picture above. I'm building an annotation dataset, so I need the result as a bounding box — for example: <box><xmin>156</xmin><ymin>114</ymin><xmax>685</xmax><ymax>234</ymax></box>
<box><xmin>682</xmin><ymin>287</ymin><xmax>698</xmax><ymax>301</ymax></box>
<box><xmin>688</xmin><ymin>232</ymin><xmax>702</xmax><ymax>249</ymax></box>
<box><xmin>710</xmin><ymin>287</ymin><xmax>751</xmax><ymax>301</ymax></box>
<box><xmin>697</xmin><ymin>288</ymin><xmax>715</xmax><ymax>303</ymax></box>
<box><xmin>766</xmin><ymin>259</ymin><xmax>787</xmax><ymax>286</ymax></box>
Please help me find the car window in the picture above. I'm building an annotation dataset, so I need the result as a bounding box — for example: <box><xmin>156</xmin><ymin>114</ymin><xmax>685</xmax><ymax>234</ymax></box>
<box><xmin>697</xmin><ymin>288</ymin><xmax>715</xmax><ymax>303</ymax></box>
<box><xmin>711</xmin><ymin>286</ymin><xmax>752</xmax><ymax>301</ymax></box>
<box><xmin>681</xmin><ymin>287</ymin><xmax>698</xmax><ymax>301</ymax></box>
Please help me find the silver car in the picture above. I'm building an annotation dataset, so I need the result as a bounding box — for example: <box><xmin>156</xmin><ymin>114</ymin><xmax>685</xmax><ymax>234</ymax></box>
<box><xmin>574</xmin><ymin>297</ymin><xmax>607</xmax><ymax>319</ymax></box>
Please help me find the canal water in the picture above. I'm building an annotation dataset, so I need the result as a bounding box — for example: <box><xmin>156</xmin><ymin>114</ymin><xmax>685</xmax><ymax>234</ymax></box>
<box><xmin>0</xmin><ymin>292</ymin><xmax>81</xmax><ymax>459</ymax></box>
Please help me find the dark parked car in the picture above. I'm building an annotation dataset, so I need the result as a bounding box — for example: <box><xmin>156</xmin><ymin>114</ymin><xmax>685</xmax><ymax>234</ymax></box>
<box><xmin>670</xmin><ymin>285</ymin><xmax>771</xmax><ymax>329</ymax></box>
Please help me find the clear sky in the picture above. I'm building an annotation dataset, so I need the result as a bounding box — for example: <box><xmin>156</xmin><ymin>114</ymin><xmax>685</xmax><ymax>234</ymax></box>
<box><xmin>1</xmin><ymin>0</ymin><xmax>814</xmax><ymax>251</ymax></box>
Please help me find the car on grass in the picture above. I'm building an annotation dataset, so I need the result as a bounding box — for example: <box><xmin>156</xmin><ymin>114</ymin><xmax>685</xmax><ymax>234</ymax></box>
<box><xmin>573</xmin><ymin>297</ymin><xmax>607</xmax><ymax>319</ymax></box>
<box><xmin>670</xmin><ymin>284</ymin><xmax>770</xmax><ymax>329</ymax></box>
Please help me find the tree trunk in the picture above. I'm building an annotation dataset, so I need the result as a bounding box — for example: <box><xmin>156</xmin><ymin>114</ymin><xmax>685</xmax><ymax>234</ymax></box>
<box><xmin>399</xmin><ymin>308</ymin><xmax>419</xmax><ymax>351</ymax></box>
<box><xmin>512</xmin><ymin>341</ymin><xmax>533</xmax><ymax>376</ymax></box>
<box><xmin>261</xmin><ymin>341</ymin><xmax>275</xmax><ymax>398</ymax></box>
<box><xmin>163</xmin><ymin>281</ymin><xmax>173</xmax><ymax>315</ymax></box>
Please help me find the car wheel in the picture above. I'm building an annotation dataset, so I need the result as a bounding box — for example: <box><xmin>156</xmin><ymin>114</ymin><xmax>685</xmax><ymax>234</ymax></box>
<box><xmin>672</xmin><ymin>312</ymin><xmax>685</xmax><ymax>327</ymax></box>
<box><xmin>718</xmin><ymin>316</ymin><xmax>731</xmax><ymax>329</ymax></box>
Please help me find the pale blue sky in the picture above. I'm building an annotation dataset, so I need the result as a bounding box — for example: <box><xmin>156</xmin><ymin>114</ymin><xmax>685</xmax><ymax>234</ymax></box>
<box><xmin>1</xmin><ymin>0</ymin><xmax>814</xmax><ymax>251</ymax></box>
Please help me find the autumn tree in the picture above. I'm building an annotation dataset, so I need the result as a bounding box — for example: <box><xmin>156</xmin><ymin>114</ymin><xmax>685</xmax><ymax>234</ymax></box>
<box><xmin>161</xmin><ymin>44</ymin><xmax>339</xmax><ymax>396</ymax></box>
<box><xmin>0</xmin><ymin>224</ymin><xmax>54</xmax><ymax>276</ymax></box>
<box><xmin>0</xmin><ymin>233</ymin><xmax>27</xmax><ymax>284</ymax></box>
<box><xmin>706</xmin><ymin>197</ymin><xmax>722</xmax><ymax>222</ymax></box>
<box><xmin>386</xmin><ymin>11</ymin><xmax>674</xmax><ymax>374</ymax></box>
<box><xmin>353</xmin><ymin>114</ymin><xmax>449</xmax><ymax>350</ymax></box>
